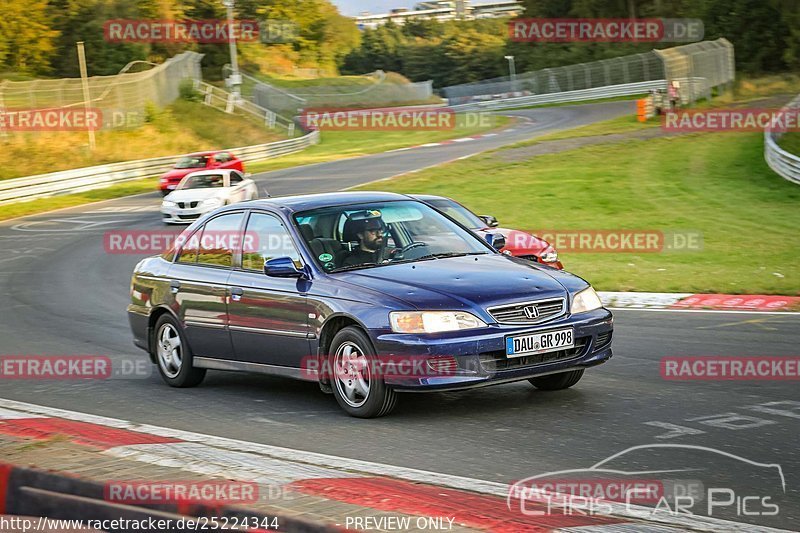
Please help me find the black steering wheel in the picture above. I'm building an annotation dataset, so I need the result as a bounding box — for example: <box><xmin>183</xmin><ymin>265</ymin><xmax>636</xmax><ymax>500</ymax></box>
<box><xmin>388</xmin><ymin>241</ymin><xmax>428</xmax><ymax>262</ymax></box>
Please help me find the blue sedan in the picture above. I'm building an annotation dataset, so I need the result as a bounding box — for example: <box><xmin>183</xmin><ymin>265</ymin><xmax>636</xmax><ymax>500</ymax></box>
<box><xmin>128</xmin><ymin>192</ymin><xmax>613</xmax><ymax>418</ymax></box>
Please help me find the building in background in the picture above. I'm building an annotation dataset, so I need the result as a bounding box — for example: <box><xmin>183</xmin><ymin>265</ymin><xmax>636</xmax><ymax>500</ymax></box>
<box><xmin>356</xmin><ymin>0</ymin><xmax>522</xmax><ymax>29</ymax></box>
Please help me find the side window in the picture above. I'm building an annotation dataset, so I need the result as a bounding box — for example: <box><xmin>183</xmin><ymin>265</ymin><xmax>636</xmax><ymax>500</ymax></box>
<box><xmin>196</xmin><ymin>212</ymin><xmax>245</xmax><ymax>268</ymax></box>
<box><xmin>242</xmin><ymin>213</ymin><xmax>302</xmax><ymax>271</ymax></box>
<box><xmin>230</xmin><ymin>171</ymin><xmax>243</xmax><ymax>185</ymax></box>
<box><xmin>177</xmin><ymin>229</ymin><xmax>201</xmax><ymax>263</ymax></box>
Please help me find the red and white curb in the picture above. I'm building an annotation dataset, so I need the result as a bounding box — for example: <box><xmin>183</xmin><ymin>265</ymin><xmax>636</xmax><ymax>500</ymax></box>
<box><xmin>0</xmin><ymin>398</ymin><xmax>787</xmax><ymax>532</ymax></box>
<box><xmin>599</xmin><ymin>292</ymin><xmax>800</xmax><ymax>312</ymax></box>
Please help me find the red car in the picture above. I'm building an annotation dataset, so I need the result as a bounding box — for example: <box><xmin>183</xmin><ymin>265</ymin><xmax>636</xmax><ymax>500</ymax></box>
<box><xmin>412</xmin><ymin>195</ymin><xmax>564</xmax><ymax>269</ymax></box>
<box><xmin>159</xmin><ymin>151</ymin><xmax>245</xmax><ymax>196</ymax></box>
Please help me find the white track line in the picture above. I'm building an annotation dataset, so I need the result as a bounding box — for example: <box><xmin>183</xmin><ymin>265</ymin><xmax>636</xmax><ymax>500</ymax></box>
<box><xmin>0</xmin><ymin>398</ymin><xmax>789</xmax><ymax>533</ymax></box>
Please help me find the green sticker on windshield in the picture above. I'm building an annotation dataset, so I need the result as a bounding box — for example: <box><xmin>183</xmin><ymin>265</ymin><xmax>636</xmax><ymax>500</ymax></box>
<box><xmin>319</xmin><ymin>253</ymin><xmax>334</xmax><ymax>262</ymax></box>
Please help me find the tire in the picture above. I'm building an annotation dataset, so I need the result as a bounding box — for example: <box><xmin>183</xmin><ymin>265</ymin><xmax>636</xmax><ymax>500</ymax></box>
<box><xmin>528</xmin><ymin>369</ymin><xmax>584</xmax><ymax>391</ymax></box>
<box><xmin>153</xmin><ymin>314</ymin><xmax>206</xmax><ymax>388</ymax></box>
<box><xmin>328</xmin><ymin>326</ymin><xmax>397</xmax><ymax>418</ymax></box>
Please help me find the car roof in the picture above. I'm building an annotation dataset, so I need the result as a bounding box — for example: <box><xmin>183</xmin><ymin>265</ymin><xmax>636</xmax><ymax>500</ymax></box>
<box><xmin>409</xmin><ymin>194</ymin><xmax>449</xmax><ymax>202</ymax></box>
<box><xmin>185</xmin><ymin>151</ymin><xmax>228</xmax><ymax>157</ymax></box>
<box><xmin>240</xmin><ymin>191</ymin><xmax>414</xmax><ymax>213</ymax></box>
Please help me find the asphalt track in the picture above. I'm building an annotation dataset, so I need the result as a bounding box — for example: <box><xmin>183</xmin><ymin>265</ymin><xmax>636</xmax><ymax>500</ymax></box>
<box><xmin>0</xmin><ymin>100</ymin><xmax>798</xmax><ymax>530</ymax></box>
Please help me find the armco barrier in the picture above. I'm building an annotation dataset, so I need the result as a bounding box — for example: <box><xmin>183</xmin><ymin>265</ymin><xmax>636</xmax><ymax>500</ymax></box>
<box><xmin>0</xmin><ymin>462</ymin><xmax>336</xmax><ymax>532</ymax></box>
<box><xmin>0</xmin><ymin>131</ymin><xmax>320</xmax><ymax>205</ymax></box>
<box><xmin>764</xmin><ymin>93</ymin><xmax>800</xmax><ymax>185</ymax></box>
<box><xmin>448</xmin><ymin>80</ymin><xmax>667</xmax><ymax>112</ymax></box>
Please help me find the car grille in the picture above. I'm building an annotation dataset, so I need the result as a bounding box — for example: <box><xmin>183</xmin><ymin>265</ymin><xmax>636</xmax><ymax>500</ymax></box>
<box><xmin>177</xmin><ymin>214</ymin><xmax>200</xmax><ymax>221</ymax></box>
<box><xmin>487</xmin><ymin>298</ymin><xmax>566</xmax><ymax>325</ymax></box>
<box><xmin>596</xmin><ymin>331</ymin><xmax>613</xmax><ymax>349</ymax></box>
<box><xmin>177</xmin><ymin>201</ymin><xmax>200</xmax><ymax>209</ymax></box>
<box><xmin>480</xmin><ymin>337</ymin><xmax>589</xmax><ymax>372</ymax></box>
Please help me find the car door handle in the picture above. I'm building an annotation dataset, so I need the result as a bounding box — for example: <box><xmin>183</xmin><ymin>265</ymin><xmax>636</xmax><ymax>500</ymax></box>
<box><xmin>230</xmin><ymin>287</ymin><xmax>244</xmax><ymax>302</ymax></box>
<box><xmin>170</xmin><ymin>280</ymin><xmax>181</xmax><ymax>293</ymax></box>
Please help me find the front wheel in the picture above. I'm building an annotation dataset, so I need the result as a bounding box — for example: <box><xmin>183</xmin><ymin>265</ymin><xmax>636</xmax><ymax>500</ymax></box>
<box><xmin>329</xmin><ymin>327</ymin><xmax>397</xmax><ymax>418</ymax></box>
<box><xmin>528</xmin><ymin>369</ymin><xmax>584</xmax><ymax>391</ymax></box>
<box><xmin>153</xmin><ymin>314</ymin><xmax>206</xmax><ymax>388</ymax></box>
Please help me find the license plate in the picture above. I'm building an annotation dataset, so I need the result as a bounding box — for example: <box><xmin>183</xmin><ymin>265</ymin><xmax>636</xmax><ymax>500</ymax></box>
<box><xmin>506</xmin><ymin>328</ymin><xmax>574</xmax><ymax>358</ymax></box>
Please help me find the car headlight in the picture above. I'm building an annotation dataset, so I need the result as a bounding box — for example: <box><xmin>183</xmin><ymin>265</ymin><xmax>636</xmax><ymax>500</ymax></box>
<box><xmin>389</xmin><ymin>311</ymin><xmax>487</xmax><ymax>334</ymax></box>
<box><xmin>161</xmin><ymin>200</ymin><xmax>176</xmax><ymax>208</ymax></box>
<box><xmin>202</xmin><ymin>198</ymin><xmax>223</xmax><ymax>207</ymax></box>
<box><xmin>540</xmin><ymin>251</ymin><xmax>558</xmax><ymax>263</ymax></box>
<box><xmin>571</xmin><ymin>287</ymin><xmax>603</xmax><ymax>314</ymax></box>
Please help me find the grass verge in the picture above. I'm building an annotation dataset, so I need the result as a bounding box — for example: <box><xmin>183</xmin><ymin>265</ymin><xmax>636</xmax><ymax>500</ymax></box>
<box><xmin>355</xmin><ymin>119</ymin><xmax>800</xmax><ymax>295</ymax></box>
<box><xmin>0</xmin><ymin>100</ymin><xmax>285</xmax><ymax>181</ymax></box>
<box><xmin>777</xmin><ymin>132</ymin><xmax>800</xmax><ymax>156</ymax></box>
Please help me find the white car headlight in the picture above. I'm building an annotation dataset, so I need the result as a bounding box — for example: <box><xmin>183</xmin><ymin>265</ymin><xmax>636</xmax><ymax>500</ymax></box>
<box><xmin>161</xmin><ymin>200</ymin><xmax>176</xmax><ymax>208</ymax></box>
<box><xmin>389</xmin><ymin>311</ymin><xmax>487</xmax><ymax>334</ymax></box>
<box><xmin>202</xmin><ymin>197</ymin><xmax>223</xmax><ymax>207</ymax></box>
<box><xmin>571</xmin><ymin>287</ymin><xmax>603</xmax><ymax>314</ymax></box>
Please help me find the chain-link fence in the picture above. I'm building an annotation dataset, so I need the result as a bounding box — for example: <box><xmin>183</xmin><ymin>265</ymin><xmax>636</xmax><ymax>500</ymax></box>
<box><xmin>655</xmin><ymin>38</ymin><xmax>735</xmax><ymax>104</ymax></box>
<box><xmin>0</xmin><ymin>52</ymin><xmax>202</xmax><ymax>130</ymax></box>
<box><xmin>233</xmin><ymin>68</ymin><xmax>436</xmax><ymax>116</ymax></box>
<box><xmin>443</xmin><ymin>39</ymin><xmax>735</xmax><ymax>106</ymax></box>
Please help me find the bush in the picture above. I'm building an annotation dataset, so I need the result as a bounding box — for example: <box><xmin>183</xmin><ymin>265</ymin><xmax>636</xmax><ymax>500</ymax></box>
<box><xmin>179</xmin><ymin>79</ymin><xmax>200</xmax><ymax>102</ymax></box>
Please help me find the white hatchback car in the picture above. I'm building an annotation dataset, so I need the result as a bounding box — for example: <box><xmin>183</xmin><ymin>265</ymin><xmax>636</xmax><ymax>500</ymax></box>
<box><xmin>161</xmin><ymin>170</ymin><xmax>260</xmax><ymax>224</ymax></box>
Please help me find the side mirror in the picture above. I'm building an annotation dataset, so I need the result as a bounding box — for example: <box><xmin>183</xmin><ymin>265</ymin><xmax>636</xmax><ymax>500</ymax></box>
<box><xmin>484</xmin><ymin>232</ymin><xmax>506</xmax><ymax>251</ymax></box>
<box><xmin>480</xmin><ymin>215</ymin><xmax>499</xmax><ymax>228</ymax></box>
<box><xmin>264</xmin><ymin>257</ymin><xmax>304</xmax><ymax>278</ymax></box>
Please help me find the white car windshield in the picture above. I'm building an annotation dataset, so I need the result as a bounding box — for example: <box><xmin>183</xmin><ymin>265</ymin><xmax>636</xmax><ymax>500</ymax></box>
<box><xmin>179</xmin><ymin>174</ymin><xmax>225</xmax><ymax>190</ymax></box>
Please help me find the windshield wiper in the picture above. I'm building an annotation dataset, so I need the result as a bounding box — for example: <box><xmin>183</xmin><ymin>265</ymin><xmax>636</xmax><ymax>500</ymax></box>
<box><xmin>327</xmin><ymin>264</ymin><xmax>378</xmax><ymax>273</ymax></box>
<box><xmin>415</xmin><ymin>252</ymin><xmax>489</xmax><ymax>261</ymax></box>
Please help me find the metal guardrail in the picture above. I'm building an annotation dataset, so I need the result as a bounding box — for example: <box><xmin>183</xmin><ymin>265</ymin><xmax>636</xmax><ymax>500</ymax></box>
<box><xmin>448</xmin><ymin>80</ymin><xmax>667</xmax><ymax>112</ymax></box>
<box><xmin>0</xmin><ymin>131</ymin><xmax>320</xmax><ymax>205</ymax></box>
<box><xmin>194</xmin><ymin>80</ymin><xmax>297</xmax><ymax>135</ymax></box>
<box><xmin>764</xmin><ymin>94</ymin><xmax>800</xmax><ymax>185</ymax></box>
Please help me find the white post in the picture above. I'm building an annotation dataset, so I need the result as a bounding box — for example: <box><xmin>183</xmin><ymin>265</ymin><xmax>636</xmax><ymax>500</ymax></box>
<box><xmin>223</xmin><ymin>0</ymin><xmax>242</xmax><ymax>104</ymax></box>
<box><xmin>77</xmin><ymin>42</ymin><xmax>96</xmax><ymax>151</ymax></box>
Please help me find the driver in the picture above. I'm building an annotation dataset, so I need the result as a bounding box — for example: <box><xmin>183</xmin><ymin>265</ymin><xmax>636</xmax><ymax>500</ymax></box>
<box><xmin>342</xmin><ymin>216</ymin><xmax>386</xmax><ymax>267</ymax></box>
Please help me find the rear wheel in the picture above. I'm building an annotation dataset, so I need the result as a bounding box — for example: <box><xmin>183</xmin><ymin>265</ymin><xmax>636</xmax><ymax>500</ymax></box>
<box><xmin>153</xmin><ymin>314</ymin><xmax>206</xmax><ymax>388</ymax></box>
<box><xmin>329</xmin><ymin>327</ymin><xmax>397</xmax><ymax>418</ymax></box>
<box><xmin>528</xmin><ymin>369</ymin><xmax>584</xmax><ymax>391</ymax></box>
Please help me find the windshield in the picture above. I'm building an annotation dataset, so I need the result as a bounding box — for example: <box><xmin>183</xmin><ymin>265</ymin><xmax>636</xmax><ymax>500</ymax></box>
<box><xmin>175</xmin><ymin>156</ymin><xmax>209</xmax><ymax>169</ymax></box>
<box><xmin>179</xmin><ymin>174</ymin><xmax>225</xmax><ymax>190</ymax></box>
<box><xmin>294</xmin><ymin>200</ymin><xmax>492</xmax><ymax>273</ymax></box>
<box><xmin>426</xmin><ymin>198</ymin><xmax>487</xmax><ymax>229</ymax></box>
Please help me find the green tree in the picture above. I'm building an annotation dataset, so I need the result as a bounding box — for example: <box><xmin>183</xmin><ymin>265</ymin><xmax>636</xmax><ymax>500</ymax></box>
<box><xmin>0</xmin><ymin>0</ymin><xmax>59</xmax><ymax>74</ymax></box>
